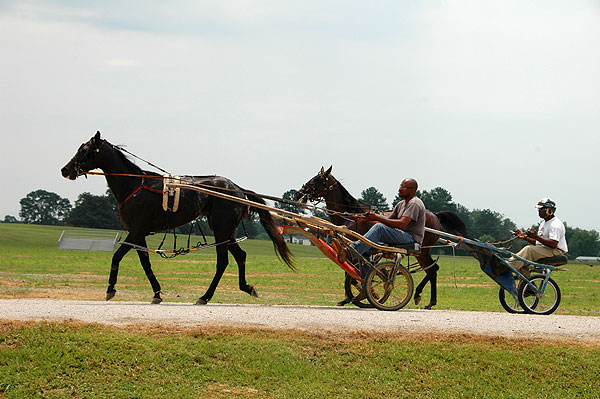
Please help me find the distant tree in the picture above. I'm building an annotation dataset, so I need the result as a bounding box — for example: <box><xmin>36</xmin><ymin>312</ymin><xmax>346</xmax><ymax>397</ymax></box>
<box><xmin>420</xmin><ymin>187</ymin><xmax>458</xmax><ymax>213</ymax></box>
<box><xmin>469</xmin><ymin>209</ymin><xmax>516</xmax><ymax>241</ymax></box>
<box><xmin>311</xmin><ymin>208</ymin><xmax>330</xmax><ymax>221</ymax></box>
<box><xmin>19</xmin><ymin>189</ymin><xmax>71</xmax><ymax>225</ymax></box>
<box><xmin>565</xmin><ymin>225</ymin><xmax>600</xmax><ymax>258</ymax></box>
<box><xmin>3</xmin><ymin>215</ymin><xmax>19</xmax><ymax>223</ymax></box>
<box><xmin>391</xmin><ymin>193</ymin><xmax>402</xmax><ymax>208</ymax></box>
<box><xmin>275</xmin><ymin>189</ymin><xmax>306</xmax><ymax>215</ymax></box>
<box><xmin>359</xmin><ymin>187</ymin><xmax>389</xmax><ymax>211</ymax></box>
<box><xmin>235</xmin><ymin>215</ymin><xmax>267</xmax><ymax>239</ymax></box>
<box><xmin>66</xmin><ymin>192</ymin><xmax>122</xmax><ymax>229</ymax></box>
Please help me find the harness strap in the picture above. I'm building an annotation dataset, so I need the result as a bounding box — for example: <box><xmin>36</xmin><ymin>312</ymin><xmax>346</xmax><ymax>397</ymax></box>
<box><xmin>118</xmin><ymin>173</ymin><xmax>163</xmax><ymax>229</ymax></box>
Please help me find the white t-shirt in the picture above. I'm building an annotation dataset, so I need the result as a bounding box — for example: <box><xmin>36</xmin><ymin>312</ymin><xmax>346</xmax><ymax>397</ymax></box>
<box><xmin>537</xmin><ymin>216</ymin><xmax>568</xmax><ymax>253</ymax></box>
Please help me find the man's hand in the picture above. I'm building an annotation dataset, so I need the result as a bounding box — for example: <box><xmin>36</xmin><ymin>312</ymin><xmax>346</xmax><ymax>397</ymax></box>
<box><xmin>513</xmin><ymin>229</ymin><xmax>527</xmax><ymax>240</ymax></box>
<box><xmin>525</xmin><ymin>228</ymin><xmax>538</xmax><ymax>240</ymax></box>
<box><xmin>353</xmin><ymin>212</ymin><xmax>371</xmax><ymax>223</ymax></box>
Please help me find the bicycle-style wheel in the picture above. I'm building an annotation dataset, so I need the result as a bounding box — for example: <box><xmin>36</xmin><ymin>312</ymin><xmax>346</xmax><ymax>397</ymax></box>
<box><xmin>517</xmin><ymin>275</ymin><xmax>561</xmax><ymax>315</ymax></box>
<box><xmin>364</xmin><ymin>261</ymin><xmax>414</xmax><ymax>311</ymax></box>
<box><xmin>498</xmin><ymin>287</ymin><xmax>528</xmax><ymax>314</ymax></box>
<box><xmin>344</xmin><ymin>273</ymin><xmax>373</xmax><ymax>308</ymax></box>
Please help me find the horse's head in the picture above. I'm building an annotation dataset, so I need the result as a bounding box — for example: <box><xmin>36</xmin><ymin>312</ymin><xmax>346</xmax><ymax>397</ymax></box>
<box><xmin>61</xmin><ymin>131</ymin><xmax>105</xmax><ymax>180</ymax></box>
<box><xmin>296</xmin><ymin>166</ymin><xmax>334</xmax><ymax>203</ymax></box>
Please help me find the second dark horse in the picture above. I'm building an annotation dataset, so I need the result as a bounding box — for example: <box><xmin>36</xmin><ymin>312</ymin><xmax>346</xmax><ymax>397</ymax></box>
<box><xmin>296</xmin><ymin>166</ymin><xmax>466</xmax><ymax>309</ymax></box>
<box><xmin>61</xmin><ymin>132</ymin><xmax>293</xmax><ymax>304</ymax></box>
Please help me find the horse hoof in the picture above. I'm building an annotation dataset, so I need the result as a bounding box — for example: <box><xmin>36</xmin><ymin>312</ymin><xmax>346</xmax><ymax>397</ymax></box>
<box><xmin>249</xmin><ymin>286</ymin><xmax>260</xmax><ymax>298</ymax></box>
<box><xmin>414</xmin><ymin>295</ymin><xmax>421</xmax><ymax>306</ymax></box>
<box><xmin>424</xmin><ymin>302</ymin><xmax>436</xmax><ymax>310</ymax></box>
<box><xmin>195</xmin><ymin>298</ymin><xmax>208</xmax><ymax>305</ymax></box>
<box><xmin>151</xmin><ymin>297</ymin><xmax>162</xmax><ymax>305</ymax></box>
<box><xmin>336</xmin><ymin>297</ymin><xmax>351</xmax><ymax>306</ymax></box>
<box><xmin>106</xmin><ymin>291</ymin><xmax>116</xmax><ymax>301</ymax></box>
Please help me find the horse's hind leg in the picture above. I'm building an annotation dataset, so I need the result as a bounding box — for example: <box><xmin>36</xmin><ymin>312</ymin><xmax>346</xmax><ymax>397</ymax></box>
<box><xmin>196</xmin><ymin>242</ymin><xmax>229</xmax><ymax>305</ymax></box>
<box><xmin>413</xmin><ymin>274</ymin><xmax>430</xmax><ymax>306</ymax></box>
<box><xmin>414</xmin><ymin>255</ymin><xmax>439</xmax><ymax>309</ymax></box>
<box><xmin>228</xmin><ymin>242</ymin><xmax>258</xmax><ymax>298</ymax></box>
<box><xmin>423</xmin><ymin>265</ymin><xmax>439</xmax><ymax>310</ymax></box>
<box><xmin>107</xmin><ymin>235</ymin><xmax>135</xmax><ymax>300</ymax></box>
<box><xmin>137</xmin><ymin>238</ymin><xmax>162</xmax><ymax>304</ymax></box>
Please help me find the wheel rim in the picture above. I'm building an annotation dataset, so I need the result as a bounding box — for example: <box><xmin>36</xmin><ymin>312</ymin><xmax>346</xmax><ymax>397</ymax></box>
<box><xmin>519</xmin><ymin>275</ymin><xmax>560</xmax><ymax>315</ymax></box>
<box><xmin>366</xmin><ymin>262</ymin><xmax>413</xmax><ymax>311</ymax></box>
<box><xmin>499</xmin><ymin>288</ymin><xmax>525</xmax><ymax>314</ymax></box>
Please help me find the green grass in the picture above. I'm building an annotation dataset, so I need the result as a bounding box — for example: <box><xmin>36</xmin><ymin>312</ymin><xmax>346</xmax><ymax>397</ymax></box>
<box><xmin>1</xmin><ymin>223</ymin><xmax>599</xmax><ymax>314</ymax></box>
<box><xmin>1</xmin><ymin>322</ymin><xmax>599</xmax><ymax>399</ymax></box>
<box><xmin>1</xmin><ymin>224</ymin><xmax>600</xmax><ymax>398</ymax></box>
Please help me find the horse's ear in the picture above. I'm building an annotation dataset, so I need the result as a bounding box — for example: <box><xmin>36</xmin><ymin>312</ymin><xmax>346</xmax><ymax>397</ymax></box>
<box><xmin>324</xmin><ymin>165</ymin><xmax>332</xmax><ymax>176</ymax></box>
<box><xmin>93</xmin><ymin>131</ymin><xmax>101</xmax><ymax>146</ymax></box>
<box><xmin>320</xmin><ymin>166</ymin><xmax>325</xmax><ymax>174</ymax></box>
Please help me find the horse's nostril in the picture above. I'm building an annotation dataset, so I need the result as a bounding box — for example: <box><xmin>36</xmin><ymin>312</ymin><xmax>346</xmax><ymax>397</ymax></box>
<box><xmin>61</xmin><ymin>166</ymin><xmax>72</xmax><ymax>178</ymax></box>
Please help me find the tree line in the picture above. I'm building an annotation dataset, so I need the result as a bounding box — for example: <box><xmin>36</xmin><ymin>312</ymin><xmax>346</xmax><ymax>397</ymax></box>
<box><xmin>4</xmin><ymin>187</ymin><xmax>599</xmax><ymax>258</ymax></box>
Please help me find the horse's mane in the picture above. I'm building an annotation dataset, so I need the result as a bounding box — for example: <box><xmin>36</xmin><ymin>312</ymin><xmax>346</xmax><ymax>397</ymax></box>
<box><xmin>333</xmin><ymin>176</ymin><xmax>370</xmax><ymax>212</ymax></box>
<box><xmin>105</xmin><ymin>141</ymin><xmax>145</xmax><ymax>175</ymax></box>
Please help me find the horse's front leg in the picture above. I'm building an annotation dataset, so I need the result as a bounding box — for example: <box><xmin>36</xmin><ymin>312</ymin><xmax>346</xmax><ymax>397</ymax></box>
<box><xmin>106</xmin><ymin>235</ymin><xmax>134</xmax><ymax>300</ymax></box>
<box><xmin>137</xmin><ymin>237</ymin><xmax>162</xmax><ymax>304</ymax></box>
<box><xmin>228</xmin><ymin>242</ymin><xmax>258</xmax><ymax>298</ymax></box>
<box><xmin>196</xmin><ymin>244</ymin><xmax>229</xmax><ymax>305</ymax></box>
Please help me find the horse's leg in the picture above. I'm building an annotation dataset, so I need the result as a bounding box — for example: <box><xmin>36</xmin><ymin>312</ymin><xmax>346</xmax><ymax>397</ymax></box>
<box><xmin>196</xmin><ymin>238</ymin><xmax>230</xmax><ymax>305</ymax></box>
<box><xmin>413</xmin><ymin>274</ymin><xmax>430</xmax><ymax>306</ymax></box>
<box><xmin>413</xmin><ymin>254</ymin><xmax>439</xmax><ymax>309</ymax></box>
<box><xmin>106</xmin><ymin>234</ymin><xmax>135</xmax><ymax>300</ymax></box>
<box><xmin>136</xmin><ymin>237</ymin><xmax>163</xmax><ymax>304</ymax></box>
<box><xmin>228</xmin><ymin>242</ymin><xmax>258</xmax><ymax>298</ymax></box>
<box><xmin>424</xmin><ymin>264</ymin><xmax>439</xmax><ymax>310</ymax></box>
<box><xmin>336</xmin><ymin>273</ymin><xmax>353</xmax><ymax>306</ymax></box>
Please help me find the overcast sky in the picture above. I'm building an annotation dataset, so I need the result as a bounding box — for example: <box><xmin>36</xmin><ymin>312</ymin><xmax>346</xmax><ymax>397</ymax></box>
<box><xmin>1</xmin><ymin>0</ymin><xmax>599</xmax><ymax>232</ymax></box>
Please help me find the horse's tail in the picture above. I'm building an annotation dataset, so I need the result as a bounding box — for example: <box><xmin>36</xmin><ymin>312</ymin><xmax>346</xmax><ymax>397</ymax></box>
<box><xmin>244</xmin><ymin>190</ymin><xmax>295</xmax><ymax>270</ymax></box>
<box><xmin>435</xmin><ymin>211</ymin><xmax>467</xmax><ymax>237</ymax></box>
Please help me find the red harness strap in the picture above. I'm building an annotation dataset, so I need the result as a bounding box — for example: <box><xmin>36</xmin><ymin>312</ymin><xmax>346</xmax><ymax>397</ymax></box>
<box><xmin>118</xmin><ymin>173</ymin><xmax>163</xmax><ymax>230</ymax></box>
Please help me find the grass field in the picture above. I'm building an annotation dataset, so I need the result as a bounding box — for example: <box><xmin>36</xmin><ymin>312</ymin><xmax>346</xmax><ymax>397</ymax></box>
<box><xmin>1</xmin><ymin>223</ymin><xmax>599</xmax><ymax>315</ymax></box>
<box><xmin>1</xmin><ymin>223</ymin><xmax>600</xmax><ymax>398</ymax></box>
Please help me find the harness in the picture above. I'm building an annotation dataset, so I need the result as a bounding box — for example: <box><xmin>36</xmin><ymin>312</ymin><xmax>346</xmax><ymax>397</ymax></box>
<box><xmin>118</xmin><ymin>172</ymin><xmax>163</xmax><ymax>229</ymax></box>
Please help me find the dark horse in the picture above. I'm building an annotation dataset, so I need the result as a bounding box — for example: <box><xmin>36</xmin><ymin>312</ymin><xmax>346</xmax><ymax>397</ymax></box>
<box><xmin>61</xmin><ymin>132</ymin><xmax>293</xmax><ymax>304</ymax></box>
<box><xmin>296</xmin><ymin>166</ymin><xmax>466</xmax><ymax>309</ymax></box>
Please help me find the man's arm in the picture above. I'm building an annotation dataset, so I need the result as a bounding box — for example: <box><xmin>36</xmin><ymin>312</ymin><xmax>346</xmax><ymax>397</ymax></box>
<box><xmin>525</xmin><ymin>229</ymin><xmax>558</xmax><ymax>248</ymax></box>
<box><xmin>357</xmin><ymin>212</ymin><xmax>412</xmax><ymax>230</ymax></box>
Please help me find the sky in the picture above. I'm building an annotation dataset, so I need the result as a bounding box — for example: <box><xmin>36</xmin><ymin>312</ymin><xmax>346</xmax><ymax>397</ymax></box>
<box><xmin>1</xmin><ymin>0</ymin><xmax>599</xmax><ymax>231</ymax></box>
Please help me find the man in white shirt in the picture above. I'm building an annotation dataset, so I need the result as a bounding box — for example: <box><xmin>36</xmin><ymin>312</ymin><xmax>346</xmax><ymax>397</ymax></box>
<box><xmin>509</xmin><ymin>198</ymin><xmax>568</xmax><ymax>277</ymax></box>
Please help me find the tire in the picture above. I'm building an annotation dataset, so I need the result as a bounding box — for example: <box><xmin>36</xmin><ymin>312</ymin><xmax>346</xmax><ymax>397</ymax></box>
<box><xmin>364</xmin><ymin>261</ymin><xmax>414</xmax><ymax>311</ymax></box>
<box><xmin>343</xmin><ymin>273</ymin><xmax>373</xmax><ymax>308</ymax></box>
<box><xmin>498</xmin><ymin>287</ymin><xmax>528</xmax><ymax>314</ymax></box>
<box><xmin>517</xmin><ymin>275</ymin><xmax>561</xmax><ymax>315</ymax></box>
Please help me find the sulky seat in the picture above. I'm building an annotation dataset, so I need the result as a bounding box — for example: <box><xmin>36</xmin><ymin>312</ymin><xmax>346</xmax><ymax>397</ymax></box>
<box><xmin>537</xmin><ymin>254</ymin><xmax>569</xmax><ymax>266</ymax></box>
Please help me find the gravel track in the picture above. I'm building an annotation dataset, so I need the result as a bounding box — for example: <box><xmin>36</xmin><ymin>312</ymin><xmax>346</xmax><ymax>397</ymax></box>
<box><xmin>2</xmin><ymin>298</ymin><xmax>600</xmax><ymax>343</ymax></box>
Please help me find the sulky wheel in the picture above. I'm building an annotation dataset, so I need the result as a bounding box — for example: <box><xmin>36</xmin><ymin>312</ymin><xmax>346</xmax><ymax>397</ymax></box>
<box><xmin>344</xmin><ymin>273</ymin><xmax>373</xmax><ymax>308</ymax></box>
<box><xmin>498</xmin><ymin>287</ymin><xmax>530</xmax><ymax>314</ymax></box>
<box><xmin>517</xmin><ymin>275</ymin><xmax>561</xmax><ymax>315</ymax></box>
<box><xmin>364</xmin><ymin>261</ymin><xmax>414</xmax><ymax>311</ymax></box>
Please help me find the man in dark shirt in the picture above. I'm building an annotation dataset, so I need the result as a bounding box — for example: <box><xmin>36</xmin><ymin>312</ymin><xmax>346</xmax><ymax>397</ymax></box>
<box><xmin>349</xmin><ymin>178</ymin><xmax>426</xmax><ymax>256</ymax></box>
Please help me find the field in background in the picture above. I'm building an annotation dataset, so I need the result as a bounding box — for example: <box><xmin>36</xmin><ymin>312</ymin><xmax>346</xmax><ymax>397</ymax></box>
<box><xmin>2</xmin><ymin>223</ymin><xmax>600</xmax><ymax>398</ymax></box>
<box><xmin>1</xmin><ymin>223</ymin><xmax>599</xmax><ymax>315</ymax></box>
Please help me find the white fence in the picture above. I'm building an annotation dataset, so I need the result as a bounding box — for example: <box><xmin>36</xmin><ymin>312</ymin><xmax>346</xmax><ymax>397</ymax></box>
<box><xmin>58</xmin><ymin>230</ymin><xmax>120</xmax><ymax>252</ymax></box>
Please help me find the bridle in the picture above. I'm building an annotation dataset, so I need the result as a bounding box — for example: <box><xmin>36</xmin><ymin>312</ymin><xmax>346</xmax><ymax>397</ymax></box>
<box><xmin>69</xmin><ymin>142</ymin><xmax>100</xmax><ymax>178</ymax></box>
<box><xmin>298</xmin><ymin>172</ymin><xmax>336</xmax><ymax>203</ymax></box>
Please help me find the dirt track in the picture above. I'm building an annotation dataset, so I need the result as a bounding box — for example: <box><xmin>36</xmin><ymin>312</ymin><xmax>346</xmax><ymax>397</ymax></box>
<box><xmin>2</xmin><ymin>298</ymin><xmax>600</xmax><ymax>343</ymax></box>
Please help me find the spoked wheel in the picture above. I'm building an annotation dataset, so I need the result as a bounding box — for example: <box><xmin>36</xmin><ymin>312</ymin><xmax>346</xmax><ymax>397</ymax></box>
<box><xmin>517</xmin><ymin>274</ymin><xmax>561</xmax><ymax>315</ymax></box>
<box><xmin>498</xmin><ymin>287</ymin><xmax>529</xmax><ymax>314</ymax></box>
<box><xmin>364</xmin><ymin>261</ymin><xmax>414</xmax><ymax>311</ymax></box>
<box><xmin>344</xmin><ymin>274</ymin><xmax>373</xmax><ymax>308</ymax></box>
